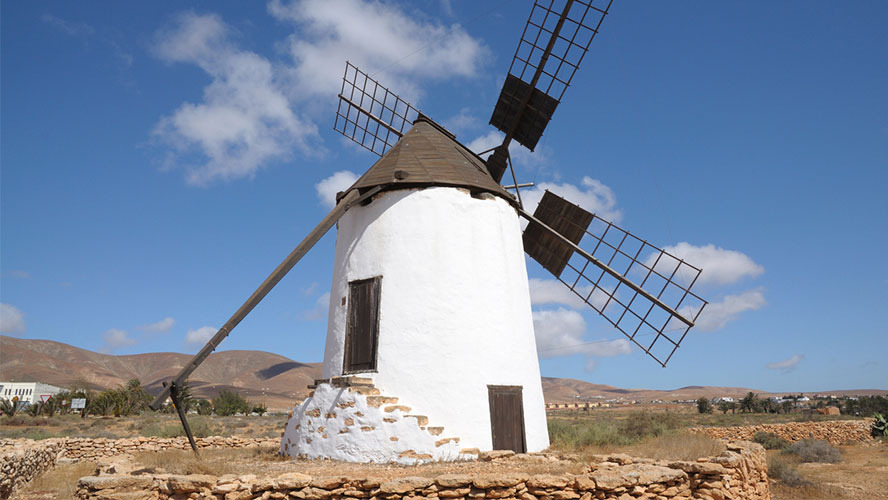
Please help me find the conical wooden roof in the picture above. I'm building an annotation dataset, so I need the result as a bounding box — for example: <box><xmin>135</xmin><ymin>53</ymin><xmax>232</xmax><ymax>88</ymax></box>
<box><xmin>341</xmin><ymin>118</ymin><xmax>515</xmax><ymax>205</ymax></box>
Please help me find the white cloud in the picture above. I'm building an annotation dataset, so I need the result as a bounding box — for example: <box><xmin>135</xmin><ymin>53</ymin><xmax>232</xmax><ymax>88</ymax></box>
<box><xmin>528</xmin><ymin>279</ymin><xmax>610</xmax><ymax>311</ymax></box>
<box><xmin>658</xmin><ymin>243</ymin><xmax>764</xmax><ymax>287</ymax></box>
<box><xmin>185</xmin><ymin>326</ymin><xmax>217</xmax><ymax>346</ymax></box>
<box><xmin>101</xmin><ymin>328</ymin><xmax>136</xmax><ymax>352</ymax></box>
<box><xmin>268</xmin><ymin>0</ymin><xmax>488</xmax><ymax>102</ymax></box>
<box><xmin>767</xmin><ymin>354</ymin><xmax>804</xmax><ymax>373</ymax></box>
<box><xmin>151</xmin><ymin>12</ymin><xmax>319</xmax><ymax>186</ymax></box>
<box><xmin>0</xmin><ymin>304</ymin><xmax>26</xmax><ymax>335</ymax></box>
<box><xmin>315</xmin><ymin>170</ymin><xmax>359</xmax><ymax>208</ymax></box>
<box><xmin>304</xmin><ymin>292</ymin><xmax>331</xmax><ymax>320</ymax></box>
<box><xmin>140</xmin><ymin>317</ymin><xmax>175</xmax><ymax>333</ymax></box>
<box><xmin>522</xmin><ymin>177</ymin><xmax>622</xmax><ymax>224</ymax></box>
<box><xmin>532</xmin><ymin>308</ymin><xmax>631</xmax><ymax>363</ymax></box>
<box><xmin>42</xmin><ymin>14</ymin><xmax>95</xmax><ymax>37</ymax></box>
<box><xmin>685</xmin><ymin>289</ymin><xmax>766</xmax><ymax>332</ymax></box>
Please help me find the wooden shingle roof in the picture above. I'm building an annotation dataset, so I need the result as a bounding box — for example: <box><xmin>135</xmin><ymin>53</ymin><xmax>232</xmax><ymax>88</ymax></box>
<box><xmin>341</xmin><ymin>118</ymin><xmax>515</xmax><ymax>205</ymax></box>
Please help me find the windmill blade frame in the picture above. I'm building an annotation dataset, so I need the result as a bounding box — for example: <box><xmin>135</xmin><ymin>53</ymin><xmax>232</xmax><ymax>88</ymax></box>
<box><xmin>520</xmin><ymin>191</ymin><xmax>707</xmax><ymax>366</ymax></box>
<box><xmin>489</xmin><ymin>0</ymin><xmax>613</xmax><ymax>154</ymax></box>
<box><xmin>334</xmin><ymin>62</ymin><xmax>420</xmax><ymax>157</ymax></box>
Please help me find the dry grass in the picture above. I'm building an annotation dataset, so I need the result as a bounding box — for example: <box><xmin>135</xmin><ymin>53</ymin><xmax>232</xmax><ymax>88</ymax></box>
<box><xmin>624</xmin><ymin>431</ymin><xmax>726</xmax><ymax>461</ymax></box>
<box><xmin>132</xmin><ymin>446</ymin><xmax>287</xmax><ymax>476</ymax></box>
<box><xmin>14</xmin><ymin>460</ymin><xmax>96</xmax><ymax>499</ymax></box>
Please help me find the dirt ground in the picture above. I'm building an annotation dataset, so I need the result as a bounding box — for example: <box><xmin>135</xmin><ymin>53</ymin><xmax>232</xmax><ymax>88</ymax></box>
<box><xmin>6</xmin><ymin>409</ymin><xmax>885</xmax><ymax>499</ymax></box>
<box><xmin>769</xmin><ymin>444</ymin><xmax>888</xmax><ymax>500</ymax></box>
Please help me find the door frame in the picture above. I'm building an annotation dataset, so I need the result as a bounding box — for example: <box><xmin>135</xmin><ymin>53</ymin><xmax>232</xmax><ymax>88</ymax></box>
<box><xmin>487</xmin><ymin>384</ymin><xmax>527</xmax><ymax>453</ymax></box>
<box><xmin>343</xmin><ymin>276</ymin><xmax>382</xmax><ymax>374</ymax></box>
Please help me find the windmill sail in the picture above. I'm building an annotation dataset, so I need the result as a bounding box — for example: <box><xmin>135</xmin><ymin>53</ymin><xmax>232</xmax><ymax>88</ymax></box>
<box><xmin>488</xmin><ymin>0</ymin><xmax>612</xmax><ymax>171</ymax></box>
<box><xmin>520</xmin><ymin>191</ymin><xmax>707</xmax><ymax>366</ymax></box>
<box><xmin>149</xmin><ymin>187</ymin><xmax>378</xmax><ymax>412</ymax></box>
<box><xmin>334</xmin><ymin>62</ymin><xmax>420</xmax><ymax>156</ymax></box>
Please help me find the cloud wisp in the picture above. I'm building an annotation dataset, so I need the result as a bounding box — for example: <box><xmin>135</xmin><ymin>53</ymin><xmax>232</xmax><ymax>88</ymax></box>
<box><xmin>0</xmin><ymin>304</ymin><xmax>26</xmax><ymax>336</ymax></box>
<box><xmin>532</xmin><ymin>308</ymin><xmax>631</xmax><ymax>371</ymax></box>
<box><xmin>315</xmin><ymin>170</ymin><xmax>359</xmax><ymax>208</ymax></box>
<box><xmin>658</xmin><ymin>243</ymin><xmax>764</xmax><ymax>287</ymax></box>
<box><xmin>151</xmin><ymin>2</ymin><xmax>488</xmax><ymax>186</ymax></box>
<box><xmin>185</xmin><ymin>326</ymin><xmax>217</xmax><ymax>346</ymax></box>
<box><xmin>139</xmin><ymin>317</ymin><xmax>176</xmax><ymax>334</ymax></box>
<box><xmin>101</xmin><ymin>328</ymin><xmax>137</xmax><ymax>353</ymax></box>
<box><xmin>152</xmin><ymin>12</ymin><xmax>319</xmax><ymax>186</ymax></box>
<box><xmin>683</xmin><ymin>289</ymin><xmax>767</xmax><ymax>332</ymax></box>
<box><xmin>766</xmin><ymin>354</ymin><xmax>804</xmax><ymax>373</ymax></box>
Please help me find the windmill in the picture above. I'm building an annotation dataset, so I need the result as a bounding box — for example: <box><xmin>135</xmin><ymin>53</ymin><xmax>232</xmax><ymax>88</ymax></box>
<box><xmin>150</xmin><ymin>0</ymin><xmax>706</xmax><ymax>463</ymax></box>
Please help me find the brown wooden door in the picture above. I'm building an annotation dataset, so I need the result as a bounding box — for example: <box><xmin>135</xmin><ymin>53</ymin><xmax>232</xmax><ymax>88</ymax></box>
<box><xmin>344</xmin><ymin>277</ymin><xmax>381</xmax><ymax>373</ymax></box>
<box><xmin>488</xmin><ymin>385</ymin><xmax>526</xmax><ymax>453</ymax></box>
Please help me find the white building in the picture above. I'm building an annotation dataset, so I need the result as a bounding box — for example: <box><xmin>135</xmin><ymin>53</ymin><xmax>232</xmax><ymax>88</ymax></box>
<box><xmin>0</xmin><ymin>381</ymin><xmax>65</xmax><ymax>405</ymax></box>
<box><xmin>281</xmin><ymin>119</ymin><xmax>549</xmax><ymax>464</ymax></box>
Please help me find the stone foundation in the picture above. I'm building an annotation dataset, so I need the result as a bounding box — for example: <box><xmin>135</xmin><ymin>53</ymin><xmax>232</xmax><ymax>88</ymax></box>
<box><xmin>690</xmin><ymin>419</ymin><xmax>872</xmax><ymax>446</ymax></box>
<box><xmin>281</xmin><ymin>376</ymin><xmax>475</xmax><ymax>464</ymax></box>
<box><xmin>74</xmin><ymin>440</ymin><xmax>770</xmax><ymax>500</ymax></box>
<box><xmin>0</xmin><ymin>438</ymin><xmax>64</xmax><ymax>498</ymax></box>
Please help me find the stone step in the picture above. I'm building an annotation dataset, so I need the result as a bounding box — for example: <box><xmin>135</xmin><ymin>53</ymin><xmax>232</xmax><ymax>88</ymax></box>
<box><xmin>404</xmin><ymin>415</ymin><xmax>428</xmax><ymax>426</ymax></box>
<box><xmin>426</xmin><ymin>427</ymin><xmax>444</xmax><ymax>436</ymax></box>
<box><xmin>366</xmin><ymin>396</ymin><xmax>398</xmax><ymax>408</ymax></box>
<box><xmin>348</xmin><ymin>386</ymin><xmax>380</xmax><ymax>396</ymax></box>
<box><xmin>383</xmin><ymin>405</ymin><xmax>412</xmax><ymax>413</ymax></box>
<box><xmin>435</xmin><ymin>437</ymin><xmax>460</xmax><ymax>447</ymax></box>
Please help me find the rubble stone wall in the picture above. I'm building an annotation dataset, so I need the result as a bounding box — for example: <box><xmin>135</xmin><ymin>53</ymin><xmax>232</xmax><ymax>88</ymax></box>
<box><xmin>75</xmin><ymin>441</ymin><xmax>770</xmax><ymax>500</ymax></box>
<box><xmin>690</xmin><ymin>419</ymin><xmax>872</xmax><ymax>445</ymax></box>
<box><xmin>0</xmin><ymin>436</ymin><xmax>278</xmax><ymax>462</ymax></box>
<box><xmin>0</xmin><ymin>438</ymin><xmax>64</xmax><ymax>498</ymax></box>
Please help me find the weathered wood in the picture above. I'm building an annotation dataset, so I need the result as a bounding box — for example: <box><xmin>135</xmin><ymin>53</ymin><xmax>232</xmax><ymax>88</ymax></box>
<box><xmin>149</xmin><ymin>188</ymin><xmax>371</xmax><ymax>410</ymax></box>
<box><xmin>344</xmin><ymin>276</ymin><xmax>381</xmax><ymax>373</ymax></box>
<box><xmin>488</xmin><ymin>385</ymin><xmax>526</xmax><ymax>453</ymax></box>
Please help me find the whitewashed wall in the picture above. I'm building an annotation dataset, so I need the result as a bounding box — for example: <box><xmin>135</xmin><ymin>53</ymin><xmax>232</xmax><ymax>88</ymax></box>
<box><xmin>320</xmin><ymin>187</ymin><xmax>549</xmax><ymax>454</ymax></box>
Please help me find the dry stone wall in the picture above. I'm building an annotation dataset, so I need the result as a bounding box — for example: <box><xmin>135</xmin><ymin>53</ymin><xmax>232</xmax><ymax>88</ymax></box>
<box><xmin>0</xmin><ymin>438</ymin><xmax>64</xmax><ymax>498</ymax></box>
<box><xmin>690</xmin><ymin>419</ymin><xmax>872</xmax><ymax>446</ymax></box>
<box><xmin>74</xmin><ymin>441</ymin><xmax>770</xmax><ymax>500</ymax></box>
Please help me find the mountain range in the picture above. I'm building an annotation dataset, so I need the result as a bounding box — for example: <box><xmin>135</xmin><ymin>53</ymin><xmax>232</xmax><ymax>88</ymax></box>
<box><xmin>2</xmin><ymin>336</ymin><xmax>883</xmax><ymax>410</ymax></box>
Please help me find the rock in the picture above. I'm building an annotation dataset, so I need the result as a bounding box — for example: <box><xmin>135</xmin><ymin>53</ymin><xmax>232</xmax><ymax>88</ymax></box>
<box><xmin>167</xmin><ymin>474</ymin><xmax>217</xmax><ymax>493</ymax></box>
<box><xmin>472</xmin><ymin>472</ymin><xmax>528</xmax><ymax>488</ymax></box>
<box><xmin>436</xmin><ymin>474</ymin><xmax>474</xmax><ymax>488</ymax></box>
<box><xmin>526</xmin><ymin>474</ymin><xmax>570</xmax><ymax>489</ymax></box>
<box><xmin>380</xmin><ymin>476</ymin><xmax>432</xmax><ymax>493</ymax></box>
<box><xmin>275</xmin><ymin>473</ymin><xmax>312</xmax><ymax>489</ymax></box>
<box><xmin>479</xmin><ymin>450</ymin><xmax>515</xmax><ymax>461</ymax></box>
<box><xmin>78</xmin><ymin>475</ymin><xmax>154</xmax><ymax>491</ymax></box>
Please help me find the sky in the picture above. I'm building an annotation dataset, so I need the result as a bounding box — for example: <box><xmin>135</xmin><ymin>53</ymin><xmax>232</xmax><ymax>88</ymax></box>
<box><xmin>1</xmin><ymin>1</ymin><xmax>886</xmax><ymax>393</ymax></box>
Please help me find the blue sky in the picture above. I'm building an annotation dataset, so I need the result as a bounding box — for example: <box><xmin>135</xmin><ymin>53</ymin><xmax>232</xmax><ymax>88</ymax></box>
<box><xmin>1</xmin><ymin>1</ymin><xmax>886</xmax><ymax>392</ymax></box>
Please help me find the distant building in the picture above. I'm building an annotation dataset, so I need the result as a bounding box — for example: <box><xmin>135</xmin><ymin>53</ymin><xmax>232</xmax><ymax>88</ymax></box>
<box><xmin>0</xmin><ymin>381</ymin><xmax>65</xmax><ymax>406</ymax></box>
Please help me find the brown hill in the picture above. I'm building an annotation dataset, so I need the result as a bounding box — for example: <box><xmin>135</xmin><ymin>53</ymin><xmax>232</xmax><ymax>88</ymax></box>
<box><xmin>0</xmin><ymin>336</ymin><xmax>321</xmax><ymax>409</ymax></box>
<box><xmin>2</xmin><ymin>336</ymin><xmax>884</xmax><ymax>408</ymax></box>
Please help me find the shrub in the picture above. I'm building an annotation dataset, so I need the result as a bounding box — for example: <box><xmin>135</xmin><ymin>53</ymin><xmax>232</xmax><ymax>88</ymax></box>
<box><xmin>752</xmin><ymin>431</ymin><xmax>790</xmax><ymax>450</ymax></box>
<box><xmin>696</xmin><ymin>397</ymin><xmax>712</xmax><ymax>414</ymax></box>
<box><xmin>783</xmin><ymin>438</ymin><xmax>841</xmax><ymax>463</ymax></box>
<box><xmin>618</xmin><ymin>411</ymin><xmax>680</xmax><ymax>440</ymax></box>
<box><xmin>547</xmin><ymin>418</ymin><xmax>633</xmax><ymax>449</ymax></box>
<box><xmin>212</xmin><ymin>390</ymin><xmax>250</xmax><ymax>416</ymax></box>
<box><xmin>872</xmin><ymin>413</ymin><xmax>887</xmax><ymax>437</ymax></box>
<box><xmin>768</xmin><ymin>455</ymin><xmax>811</xmax><ymax>487</ymax></box>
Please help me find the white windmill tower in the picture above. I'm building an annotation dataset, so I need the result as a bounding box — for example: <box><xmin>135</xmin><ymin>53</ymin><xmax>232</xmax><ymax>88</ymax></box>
<box><xmin>150</xmin><ymin>0</ymin><xmax>707</xmax><ymax>464</ymax></box>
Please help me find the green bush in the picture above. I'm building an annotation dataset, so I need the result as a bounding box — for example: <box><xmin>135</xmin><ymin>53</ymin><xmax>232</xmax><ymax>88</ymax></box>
<box><xmin>547</xmin><ymin>419</ymin><xmax>633</xmax><ymax>449</ymax></box>
<box><xmin>618</xmin><ymin>411</ymin><xmax>680</xmax><ymax>440</ymax></box>
<box><xmin>212</xmin><ymin>390</ymin><xmax>250</xmax><ymax>416</ymax></box>
<box><xmin>768</xmin><ymin>455</ymin><xmax>811</xmax><ymax>487</ymax></box>
<box><xmin>871</xmin><ymin>413</ymin><xmax>887</xmax><ymax>437</ymax></box>
<box><xmin>696</xmin><ymin>397</ymin><xmax>712</xmax><ymax>414</ymax></box>
<box><xmin>782</xmin><ymin>438</ymin><xmax>841</xmax><ymax>463</ymax></box>
<box><xmin>752</xmin><ymin>431</ymin><xmax>790</xmax><ymax>450</ymax></box>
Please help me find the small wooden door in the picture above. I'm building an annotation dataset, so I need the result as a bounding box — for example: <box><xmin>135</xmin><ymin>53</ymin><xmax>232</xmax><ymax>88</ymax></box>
<box><xmin>488</xmin><ymin>385</ymin><xmax>526</xmax><ymax>453</ymax></box>
<box><xmin>344</xmin><ymin>277</ymin><xmax>381</xmax><ymax>373</ymax></box>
